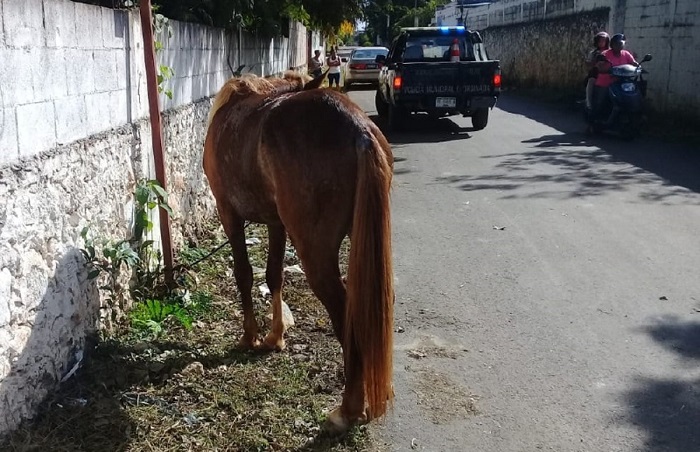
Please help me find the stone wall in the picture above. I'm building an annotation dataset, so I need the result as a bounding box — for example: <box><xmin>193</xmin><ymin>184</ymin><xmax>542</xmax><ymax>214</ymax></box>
<box><xmin>482</xmin><ymin>8</ymin><xmax>611</xmax><ymax>91</ymax></box>
<box><xmin>0</xmin><ymin>0</ymin><xmax>317</xmax><ymax>436</ymax></box>
<box><xmin>0</xmin><ymin>120</ymin><xmax>146</xmax><ymax>434</ymax></box>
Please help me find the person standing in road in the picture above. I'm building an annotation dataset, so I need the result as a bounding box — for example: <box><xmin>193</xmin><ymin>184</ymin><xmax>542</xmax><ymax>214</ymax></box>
<box><xmin>309</xmin><ymin>49</ymin><xmax>323</xmax><ymax>79</ymax></box>
<box><xmin>326</xmin><ymin>47</ymin><xmax>342</xmax><ymax>90</ymax></box>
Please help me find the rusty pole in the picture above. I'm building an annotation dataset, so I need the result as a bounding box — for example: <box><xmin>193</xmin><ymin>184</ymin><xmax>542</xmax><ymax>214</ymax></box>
<box><xmin>139</xmin><ymin>0</ymin><xmax>174</xmax><ymax>285</ymax></box>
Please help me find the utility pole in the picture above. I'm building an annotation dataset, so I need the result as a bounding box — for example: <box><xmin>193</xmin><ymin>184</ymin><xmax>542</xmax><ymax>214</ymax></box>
<box><xmin>139</xmin><ymin>0</ymin><xmax>174</xmax><ymax>286</ymax></box>
<box><xmin>387</xmin><ymin>13</ymin><xmax>391</xmax><ymax>44</ymax></box>
<box><xmin>414</xmin><ymin>0</ymin><xmax>419</xmax><ymax>26</ymax></box>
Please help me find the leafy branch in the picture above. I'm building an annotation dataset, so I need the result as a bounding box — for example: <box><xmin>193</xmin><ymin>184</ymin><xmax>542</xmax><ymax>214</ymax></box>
<box><xmin>79</xmin><ymin>179</ymin><xmax>192</xmax><ymax>336</ymax></box>
<box><xmin>153</xmin><ymin>12</ymin><xmax>175</xmax><ymax>100</ymax></box>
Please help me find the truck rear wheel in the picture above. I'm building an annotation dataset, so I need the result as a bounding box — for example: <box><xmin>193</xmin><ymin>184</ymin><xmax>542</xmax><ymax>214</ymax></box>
<box><xmin>388</xmin><ymin>104</ymin><xmax>407</xmax><ymax>132</ymax></box>
<box><xmin>375</xmin><ymin>90</ymin><xmax>389</xmax><ymax>118</ymax></box>
<box><xmin>472</xmin><ymin>108</ymin><xmax>489</xmax><ymax>130</ymax></box>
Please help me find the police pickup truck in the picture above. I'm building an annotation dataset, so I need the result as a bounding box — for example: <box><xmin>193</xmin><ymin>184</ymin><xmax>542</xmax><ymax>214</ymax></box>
<box><xmin>375</xmin><ymin>26</ymin><xmax>501</xmax><ymax>131</ymax></box>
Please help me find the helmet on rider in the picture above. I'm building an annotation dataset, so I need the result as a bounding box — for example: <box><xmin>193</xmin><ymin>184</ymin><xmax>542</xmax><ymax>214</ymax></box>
<box><xmin>594</xmin><ymin>31</ymin><xmax>610</xmax><ymax>47</ymax></box>
<box><xmin>611</xmin><ymin>33</ymin><xmax>626</xmax><ymax>46</ymax></box>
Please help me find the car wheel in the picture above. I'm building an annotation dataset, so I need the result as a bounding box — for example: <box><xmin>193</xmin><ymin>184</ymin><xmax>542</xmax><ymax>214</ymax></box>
<box><xmin>472</xmin><ymin>108</ymin><xmax>489</xmax><ymax>130</ymax></box>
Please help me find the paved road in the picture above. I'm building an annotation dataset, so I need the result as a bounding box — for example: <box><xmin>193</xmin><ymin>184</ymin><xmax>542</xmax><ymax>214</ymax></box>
<box><xmin>346</xmin><ymin>87</ymin><xmax>700</xmax><ymax>452</ymax></box>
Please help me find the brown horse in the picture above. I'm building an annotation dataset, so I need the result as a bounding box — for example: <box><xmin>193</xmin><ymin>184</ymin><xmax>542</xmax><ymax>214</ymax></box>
<box><xmin>202</xmin><ymin>71</ymin><xmax>395</xmax><ymax>433</ymax></box>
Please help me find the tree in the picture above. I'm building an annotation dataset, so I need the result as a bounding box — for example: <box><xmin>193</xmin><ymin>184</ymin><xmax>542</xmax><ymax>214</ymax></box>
<box><xmin>336</xmin><ymin>20</ymin><xmax>355</xmax><ymax>45</ymax></box>
<box><xmin>362</xmin><ymin>0</ymin><xmax>449</xmax><ymax>44</ymax></box>
<box><xmin>74</xmin><ymin>0</ymin><xmax>363</xmax><ymax>36</ymax></box>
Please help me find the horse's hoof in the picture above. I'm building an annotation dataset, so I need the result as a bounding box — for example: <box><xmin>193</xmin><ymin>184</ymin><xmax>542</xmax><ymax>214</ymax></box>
<box><xmin>260</xmin><ymin>333</ymin><xmax>286</xmax><ymax>352</ymax></box>
<box><xmin>238</xmin><ymin>335</ymin><xmax>261</xmax><ymax>350</ymax></box>
<box><xmin>321</xmin><ymin>407</ymin><xmax>367</xmax><ymax>435</ymax></box>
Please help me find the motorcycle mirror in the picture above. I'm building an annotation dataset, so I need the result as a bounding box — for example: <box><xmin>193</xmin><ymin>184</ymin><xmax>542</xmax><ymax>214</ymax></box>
<box><xmin>641</xmin><ymin>54</ymin><xmax>652</xmax><ymax>62</ymax></box>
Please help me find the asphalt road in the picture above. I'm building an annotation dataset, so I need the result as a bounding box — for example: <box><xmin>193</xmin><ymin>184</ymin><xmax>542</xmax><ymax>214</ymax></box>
<box><xmin>346</xmin><ymin>87</ymin><xmax>700</xmax><ymax>452</ymax></box>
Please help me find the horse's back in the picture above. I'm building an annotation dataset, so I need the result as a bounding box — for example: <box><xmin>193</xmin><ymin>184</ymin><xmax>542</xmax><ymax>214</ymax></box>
<box><xmin>204</xmin><ymin>94</ymin><xmax>282</xmax><ymax>223</ymax></box>
<box><xmin>262</xmin><ymin>89</ymin><xmax>381</xmax><ymax>169</ymax></box>
<box><xmin>259</xmin><ymin>89</ymin><xmax>386</xmax><ymax>238</ymax></box>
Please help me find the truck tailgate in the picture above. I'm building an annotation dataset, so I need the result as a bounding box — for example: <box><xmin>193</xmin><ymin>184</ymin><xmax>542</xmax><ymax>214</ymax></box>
<box><xmin>400</xmin><ymin>61</ymin><xmax>499</xmax><ymax>97</ymax></box>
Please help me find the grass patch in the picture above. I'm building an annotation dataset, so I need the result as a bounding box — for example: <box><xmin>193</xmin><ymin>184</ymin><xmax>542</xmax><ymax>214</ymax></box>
<box><xmin>0</xmin><ymin>222</ymin><xmax>379</xmax><ymax>451</ymax></box>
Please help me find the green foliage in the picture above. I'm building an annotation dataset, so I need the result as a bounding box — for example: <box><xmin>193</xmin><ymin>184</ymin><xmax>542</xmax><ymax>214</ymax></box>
<box><xmin>129</xmin><ymin>290</ymin><xmax>212</xmax><ymax>339</ymax></box>
<box><xmin>79</xmin><ymin>177</ymin><xmax>219</xmax><ymax>339</ymax></box>
<box><xmin>77</xmin><ymin>0</ymin><xmax>363</xmax><ymax>36</ymax></box>
<box><xmin>133</xmin><ymin>179</ymin><xmax>174</xmax><ymax>243</ymax></box>
<box><xmin>362</xmin><ymin>0</ymin><xmax>451</xmax><ymax>44</ymax></box>
<box><xmin>153</xmin><ymin>13</ymin><xmax>175</xmax><ymax>100</ymax></box>
<box><xmin>358</xmin><ymin>31</ymin><xmax>373</xmax><ymax>47</ymax></box>
<box><xmin>130</xmin><ymin>298</ymin><xmax>193</xmax><ymax>338</ymax></box>
<box><xmin>148</xmin><ymin>0</ymin><xmax>362</xmax><ymax>35</ymax></box>
<box><xmin>80</xmin><ymin>178</ymin><xmax>180</xmax><ymax>331</ymax></box>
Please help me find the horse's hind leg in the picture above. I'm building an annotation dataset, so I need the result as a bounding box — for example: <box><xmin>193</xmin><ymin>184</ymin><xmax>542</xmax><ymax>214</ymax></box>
<box><xmin>218</xmin><ymin>205</ymin><xmax>260</xmax><ymax>349</ymax></box>
<box><xmin>295</xmin><ymin>243</ymin><xmax>366</xmax><ymax>432</ymax></box>
<box><xmin>262</xmin><ymin>223</ymin><xmax>287</xmax><ymax>351</ymax></box>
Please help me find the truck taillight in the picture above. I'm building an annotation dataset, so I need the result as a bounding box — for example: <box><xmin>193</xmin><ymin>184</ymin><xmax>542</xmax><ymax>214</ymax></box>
<box><xmin>393</xmin><ymin>75</ymin><xmax>402</xmax><ymax>90</ymax></box>
<box><xmin>493</xmin><ymin>72</ymin><xmax>502</xmax><ymax>88</ymax></box>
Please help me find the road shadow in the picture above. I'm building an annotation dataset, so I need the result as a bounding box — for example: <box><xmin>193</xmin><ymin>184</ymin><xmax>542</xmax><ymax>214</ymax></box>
<box><xmin>433</xmin><ymin>94</ymin><xmax>700</xmax><ymax>204</ymax></box>
<box><xmin>369</xmin><ymin>114</ymin><xmax>475</xmax><ymax>145</ymax></box>
<box><xmin>392</xmin><ymin>156</ymin><xmax>412</xmax><ymax>175</ymax></box>
<box><xmin>621</xmin><ymin>315</ymin><xmax>700</xmax><ymax>451</ymax></box>
<box><xmin>643</xmin><ymin>315</ymin><xmax>700</xmax><ymax>362</ymax></box>
<box><xmin>343</xmin><ymin>83</ymin><xmax>378</xmax><ymax>93</ymax></box>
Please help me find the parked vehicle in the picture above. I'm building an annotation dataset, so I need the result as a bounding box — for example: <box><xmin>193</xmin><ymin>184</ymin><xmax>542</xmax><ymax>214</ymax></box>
<box><xmin>337</xmin><ymin>46</ymin><xmax>357</xmax><ymax>63</ymax></box>
<box><xmin>375</xmin><ymin>26</ymin><xmax>501</xmax><ymax>132</ymax></box>
<box><xmin>344</xmin><ymin>47</ymin><xmax>390</xmax><ymax>89</ymax></box>
<box><xmin>586</xmin><ymin>54</ymin><xmax>653</xmax><ymax>140</ymax></box>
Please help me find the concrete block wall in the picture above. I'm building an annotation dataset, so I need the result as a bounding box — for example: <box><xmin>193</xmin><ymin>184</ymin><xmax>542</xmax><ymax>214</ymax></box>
<box><xmin>0</xmin><ymin>1</ymin><xmax>312</xmax><ymax>164</ymax></box>
<box><xmin>443</xmin><ymin>0</ymin><xmax>700</xmax><ymax>116</ymax></box>
<box><xmin>157</xmin><ymin>19</ymin><xmax>232</xmax><ymax>111</ymax></box>
<box><xmin>227</xmin><ymin>22</ymin><xmax>310</xmax><ymax>79</ymax></box>
<box><xmin>0</xmin><ymin>0</ymin><xmax>145</xmax><ymax>163</ymax></box>
<box><xmin>621</xmin><ymin>0</ymin><xmax>700</xmax><ymax>113</ymax></box>
<box><xmin>0</xmin><ymin>0</ymin><xmax>314</xmax><ymax>437</ymax></box>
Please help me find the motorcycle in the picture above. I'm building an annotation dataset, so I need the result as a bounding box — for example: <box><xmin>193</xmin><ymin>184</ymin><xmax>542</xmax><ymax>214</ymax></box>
<box><xmin>586</xmin><ymin>53</ymin><xmax>652</xmax><ymax>140</ymax></box>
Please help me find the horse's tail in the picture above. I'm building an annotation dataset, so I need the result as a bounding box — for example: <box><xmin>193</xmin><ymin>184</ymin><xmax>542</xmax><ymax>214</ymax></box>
<box><xmin>345</xmin><ymin>132</ymin><xmax>394</xmax><ymax>420</ymax></box>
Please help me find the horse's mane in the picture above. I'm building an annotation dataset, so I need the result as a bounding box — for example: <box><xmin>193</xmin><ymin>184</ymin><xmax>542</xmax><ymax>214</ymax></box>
<box><xmin>207</xmin><ymin>70</ymin><xmax>318</xmax><ymax>126</ymax></box>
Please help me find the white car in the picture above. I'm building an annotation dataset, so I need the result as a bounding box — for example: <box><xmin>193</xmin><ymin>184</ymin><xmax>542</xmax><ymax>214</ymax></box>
<box><xmin>344</xmin><ymin>47</ymin><xmax>389</xmax><ymax>89</ymax></box>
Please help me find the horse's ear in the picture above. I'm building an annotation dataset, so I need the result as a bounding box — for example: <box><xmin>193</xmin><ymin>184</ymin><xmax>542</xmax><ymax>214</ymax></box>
<box><xmin>303</xmin><ymin>69</ymin><xmax>329</xmax><ymax>91</ymax></box>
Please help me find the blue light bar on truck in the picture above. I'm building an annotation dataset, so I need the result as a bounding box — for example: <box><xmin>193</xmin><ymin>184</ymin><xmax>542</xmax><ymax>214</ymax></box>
<box><xmin>440</xmin><ymin>26</ymin><xmax>465</xmax><ymax>33</ymax></box>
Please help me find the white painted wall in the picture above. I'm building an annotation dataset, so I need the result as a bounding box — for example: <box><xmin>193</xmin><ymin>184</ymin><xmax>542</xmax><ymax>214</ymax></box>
<box><xmin>0</xmin><ymin>0</ymin><xmax>313</xmax><ymax>165</ymax></box>
<box><xmin>0</xmin><ymin>0</ymin><xmax>317</xmax><ymax>436</ymax></box>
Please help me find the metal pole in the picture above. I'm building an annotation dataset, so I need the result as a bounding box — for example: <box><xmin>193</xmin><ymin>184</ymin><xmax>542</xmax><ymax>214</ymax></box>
<box><xmin>139</xmin><ymin>0</ymin><xmax>174</xmax><ymax>285</ymax></box>
<box><xmin>414</xmin><ymin>0</ymin><xmax>419</xmax><ymax>26</ymax></box>
<box><xmin>386</xmin><ymin>13</ymin><xmax>390</xmax><ymax>44</ymax></box>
